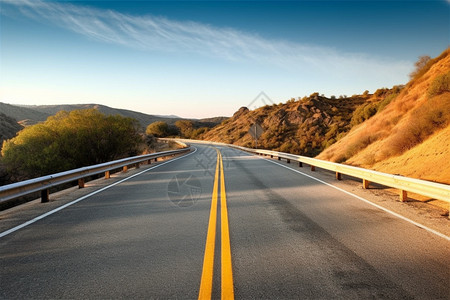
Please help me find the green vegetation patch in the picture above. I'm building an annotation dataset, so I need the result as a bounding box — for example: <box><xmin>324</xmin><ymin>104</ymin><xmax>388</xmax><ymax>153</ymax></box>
<box><xmin>1</xmin><ymin>109</ymin><xmax>143</xmax><ymax>180</ymax></box>
<box><xmin>428</xmin><ymin>71</ymin><xmax>450</xmax><ymax>98</ymax></box>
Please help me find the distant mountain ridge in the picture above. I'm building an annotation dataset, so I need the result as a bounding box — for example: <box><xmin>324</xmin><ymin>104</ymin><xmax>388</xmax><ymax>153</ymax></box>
<box><xmin>13</xmin><ymin>103</ymin><xmax>181</xmax><ymax>127</ymax></box>
<box><xmin>0</xmin><ymin>102</ymin><xmax>51</xmax><ymax>126</ymax></box>
<box><xmin>0</xmin><ymin>102</ymin><xmax>227</xmax><ymax>148</ymax></box>
<box><xmin>1</xmin><ymin>102</ymin><xmax>228</xmax><ymax>127</ymax></box>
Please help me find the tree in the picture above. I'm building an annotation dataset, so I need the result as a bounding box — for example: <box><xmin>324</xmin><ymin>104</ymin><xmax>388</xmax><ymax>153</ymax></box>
<box><xmin>175</xmin><ymin>120</ymin><xmax>194</xmax><ymax>138</ymax></box>
<box><xmin>409</xmin><ymin>55</ymin><xmax>431</xmax><ymax>80</ymax></box>
<box><xmin>1</xmin><ymin>109</ymin><xmax>143</xmax><ymax>179</ymax></box>
<box><xmin>146</xmin><ymin>121</ymin><xmax>170</xmax><ymax>137</ymax></box>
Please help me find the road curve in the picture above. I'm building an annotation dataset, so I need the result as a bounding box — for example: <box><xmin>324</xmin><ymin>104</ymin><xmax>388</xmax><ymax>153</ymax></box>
<box><xmin>1</xmin><ymin>143</ymin><xmax>449</xmax><ymax>299</ymax></box>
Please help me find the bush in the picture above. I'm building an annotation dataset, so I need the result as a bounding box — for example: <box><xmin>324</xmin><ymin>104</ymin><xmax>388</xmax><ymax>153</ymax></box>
<box><xmin>175</xmin><ymin>120</ymin><xmax>194</xmax><ymax>138</ymax></box>
<box><xmin>192</xmin><ymin>127</ymin><xmax>209</xmax><ymax>139</ymax></box>
<box><xmin>409</xmin><ymin>55</ymin><xmax>431</xmax><ymax>80</ymax></box>
<box><xmin>408</xmin><ymin>50</ymin><xmax>449</xmax><ymax>83</ymax></box>
<box><xmin>377</xmin><ymin>93</ymin><xmax>397</xmax><ymax>112</ymax></box>
<box><xmin>2</xmin><ymin>109</ymin><xmax>143</xmax><ymax>179</ymax></box>
<box><xmin>428</xmin><ymin>71</ymin><xmax>450</xmax><ymax>98</ymax></box>
<box><xmin>374</xmin><ymin>88</ymin><xmax>389</xmax><ymax>97</ymax></box>
<box><xmin>146</xmin><ymin>121</ymin><xmax>171</xmax><ymax>137</ymax></box>
<box><xmin>350</xmin><ymin>103</ymin><xmax>378</xmax><ymax>126</ymax></box>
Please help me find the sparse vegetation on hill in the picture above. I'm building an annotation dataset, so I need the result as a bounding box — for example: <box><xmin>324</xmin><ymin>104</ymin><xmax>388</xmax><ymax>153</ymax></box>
<box><xmin>201</xmin><ymin>88</ymin><xmax>402</xmax><ymax>157</ymax></box>
<box><xmin>200</xmin><ymin>48</ymin><xmax>450</xmax><ymax>184</ymax></box>
<box><xmin>145</xmin><ymin>119</ymin><xmax>217</xmax><ymax>140</ymax></box>
<box><xmin>318</xmin><ymin>48</ymin><xmax>450</xmax><ymax>184</ymax></box>
<box><xmin>146</xmin><ymin>121</ymin><xmax>173</xmax><ymax>137</ymax></box>
<box><xmin>1</xmin><ymin>49</ymin><xmax>448</xmax><ymax>186</ymax></box>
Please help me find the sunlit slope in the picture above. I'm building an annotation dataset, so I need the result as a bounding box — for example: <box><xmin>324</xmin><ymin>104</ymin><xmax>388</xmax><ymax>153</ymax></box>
<box><xmin>317</xmin><ymin>48</ymin><xmax>450</xmax><ymax>184</ymax></box>
<box><xmin>372</xmin><ymin>126</ymin><xmax>450</xmax><ymax>184</ymax></box>
<box><xmin>202</xmin><ymin>94</ymin><xmax>381</xmax><ymax>157</ymax></box>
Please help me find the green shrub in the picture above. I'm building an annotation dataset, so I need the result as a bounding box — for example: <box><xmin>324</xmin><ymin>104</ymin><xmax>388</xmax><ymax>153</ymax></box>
<box><xmin>2</xmin><ymin>109</ymin><xmax>142</xmax><ymax>178</ymax></box>
<box><xmin>350</xmin><ymin>102</ymin><xmax>378</xmax><ymax>126</ymax></box>
<box><xmin>377</xmin><ymin>93</ymin><xmax>398</xmax><ymax>111</ymax></box>
<box><xmin>146</xmin><ymin>121</ymin><xmax>171</xmax><ymax>137</ymax></box>
<box><xmin>428</xmin><ymin>71</ymin><xmax>450</xmax><ymax>98</ymax></box>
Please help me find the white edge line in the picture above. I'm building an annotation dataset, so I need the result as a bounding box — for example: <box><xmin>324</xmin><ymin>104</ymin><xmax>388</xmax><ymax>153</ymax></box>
<box><xmin>256</xmin><ymin>155</ymin><xmax>450</xmax><ymax>242</ymax></box>
<box><xmin>0</xmin><ymin>148</ymin><xmax>197</xmax><ymax>239</ymax></box>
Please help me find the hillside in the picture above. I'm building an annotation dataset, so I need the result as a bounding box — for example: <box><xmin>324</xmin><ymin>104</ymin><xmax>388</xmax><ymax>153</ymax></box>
<box><xmin>0</xmin><ymin>103</ymin><xmax>227</xmax><ymax>135</ymax></box>
<box><xmin>0</xmin><ymin>102</ymin><xmax>51</xmax><ymax>126</ymax></box>
<box><xmin>0</xmin><ymin>113</ymin><xmax>23</xmax><ymax>147</ymax></box>
<box><xmin>318</xmin><ymin>48</ymin><xmax>450</xmax><ymax>184</ymax></box>
<box><xmin>201</xmin><ymin>48</ymin><xmax>449</xmax><ymax>184</ymax></box>
<box><xmin>15</xmin><ymin>103</ymin><xmax>180</xmax><ymax>128</ymax></box>
<box><xmin>202</xmin><ymin>89</ymin><xmax>401</xmax><ymax>157</ymax></box>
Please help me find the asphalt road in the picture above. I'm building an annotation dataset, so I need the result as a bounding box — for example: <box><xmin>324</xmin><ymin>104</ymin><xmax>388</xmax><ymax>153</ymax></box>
<box><xmin>1</xmin><ymin>143</ymin><xmax>449</xmax><ymax>299</ymax></box>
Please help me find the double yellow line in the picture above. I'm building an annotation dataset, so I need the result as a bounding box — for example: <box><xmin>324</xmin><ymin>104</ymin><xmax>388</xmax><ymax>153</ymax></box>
<box><xmin>198</xmin><ymin>149</ymin><xmax>234</xmax><ymax>300</ymax></box>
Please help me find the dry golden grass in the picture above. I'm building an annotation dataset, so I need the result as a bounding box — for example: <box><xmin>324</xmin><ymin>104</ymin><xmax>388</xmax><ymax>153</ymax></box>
<box><xmin>372</xmin><ymin>125</ymin><xmax>450</xmax><ymax>184</ymax></box>
<box><xmin>317</xmin><ymin>47</ymin><xmax>450</xmax><ymax>183</ymax></box>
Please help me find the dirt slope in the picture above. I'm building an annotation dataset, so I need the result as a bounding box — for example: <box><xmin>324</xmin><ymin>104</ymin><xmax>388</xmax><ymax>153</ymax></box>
<box><xmin>318</xmin><ymin>48</ymin><xmax>450</xmax><ymax>184</ymax></box>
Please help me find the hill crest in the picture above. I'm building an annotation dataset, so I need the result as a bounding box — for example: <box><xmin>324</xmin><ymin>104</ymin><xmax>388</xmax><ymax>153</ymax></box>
<box><xmin>318</xmin><ymin>48</ymin><xmax>450</xmax><ymax>184</ymax></box>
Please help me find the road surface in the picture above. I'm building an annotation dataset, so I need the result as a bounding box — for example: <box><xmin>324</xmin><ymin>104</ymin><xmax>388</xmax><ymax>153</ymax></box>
<box><xmin>1</xmin><ymin>143</ymin><xmax>449</xmax><ymax>299</ymax></box>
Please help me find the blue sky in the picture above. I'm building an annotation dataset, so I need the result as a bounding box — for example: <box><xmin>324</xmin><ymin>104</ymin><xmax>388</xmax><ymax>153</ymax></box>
<box><xmin>1</xmin><ymin>0</ymin><xmax>449</xmax><ymax>118</ymax></box>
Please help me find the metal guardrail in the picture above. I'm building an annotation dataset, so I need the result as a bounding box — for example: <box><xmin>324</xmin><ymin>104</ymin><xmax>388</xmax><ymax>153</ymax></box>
<box><xmin>0</xmin><ymin>143</ymin><xmax>190</xmax><ymax>204</ymax></box>
<box><xmin>239</xmin><ymin>147</ymin><xmax>450</xmax><ymax>203</ymax></box>
<box><xmin>174</xmin><ymin>139</ymin><xmax>450</xmax><ymax>204</ymax></box>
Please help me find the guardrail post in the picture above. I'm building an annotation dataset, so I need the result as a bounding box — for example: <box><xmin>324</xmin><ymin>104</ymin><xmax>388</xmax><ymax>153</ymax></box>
<box><xmin>123</xmin><ymin>165</ymin><xmax>128</xmax><ymax>172</ymax></box>
<box><xmin>278</xmin><ymin>157</ymin><xmax>281</xmax><ymax>161</ymax></box>
<box><xmin>400</xmin><ymin>190</ymin><xmax>408</xmax><ymax>202</ymax></box>
<box><xmin>154</xmin><ymin>158</ymin><xmax>158</xmax><ymax>162</ymax></box>
<box><xmin>310</xmin><ymin>165</ymin><xmax>315</xmax><ymax>171</ymax></box>
<box><xmin>363</xmin><ymin>179</ymin><xmax>370</xmax><ymax>189</ymax></box>
<box><xmin>287</xmin><ymin>159</ymin><xmax>291</xmax><ymax>163</ymax></box>
<box><xmin>336</xmin><ymin>172</ymin><xmax>342</xmax><ymax>180</ymax></box>
<box><xmin>136</xmin><ymin>163</ymin><xmax>140</xmax><ymax>169</ymax></box>
<box><xmin>41</xmin><ymin>189</ymin><xmax>49</xmax><ymax>203</ymax></box>
<box><xmin>78</xmin><ymin>178</ymin><xmax>85</xmax><ymax>188</ymax></box>
<box><xmin>105</xmin><ymin>171</ymin><xmax>110</xmax><ymax>179</ymax></box>
<box><xmin>147</xmin><ymin>159</ymin><xmax>152</xmax><ymax>164</ymax></box>
<box><xmin>271</xmin><ymin>155</ymin><xmax>273</xmax><ymax>158</ymax></box>
<box><xmin>298</xmin><ymin>162</ymin><xmax>303</xmax><ymax>167</ymax></box>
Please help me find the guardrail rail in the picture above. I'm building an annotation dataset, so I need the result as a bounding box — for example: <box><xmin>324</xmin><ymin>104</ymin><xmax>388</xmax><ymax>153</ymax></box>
<box><xmin>174</xmin><ymin>138</ymin><xmax>450</xmax><ymax>205</ymax></box>
<box><xmin>0</xmin><ymin>143</ymin><xmax>190</xmax><ymax>205</ymax></box>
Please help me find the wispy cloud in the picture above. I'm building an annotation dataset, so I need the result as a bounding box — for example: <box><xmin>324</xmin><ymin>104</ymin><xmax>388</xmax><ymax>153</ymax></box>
<box><xmin>2</xmin><ymin>0</ymin><xmax>410</xmax><ymax>81</ymax></box>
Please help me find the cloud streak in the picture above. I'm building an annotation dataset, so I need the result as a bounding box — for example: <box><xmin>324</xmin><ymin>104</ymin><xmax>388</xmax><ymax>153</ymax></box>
<box><xmin>2</xmin><ymin>0</ymin><xmax>410</xmax><ymax>82</ymax></box>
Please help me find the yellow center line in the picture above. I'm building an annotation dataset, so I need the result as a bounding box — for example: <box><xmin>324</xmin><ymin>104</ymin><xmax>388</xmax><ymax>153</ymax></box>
<box><xmin>198</xmin><ymin>151</ymin><xmax>220</xmax><ymax>300</ymax></box>
<box><xmin>220</xmin><ymin>152</ymin><xmax>234</xmax><ymax>300</ymax></box>
<box><xmin>198</xmin><ymin>149</ymin><xmax>234</xmax><ymax>300</ymax></box>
